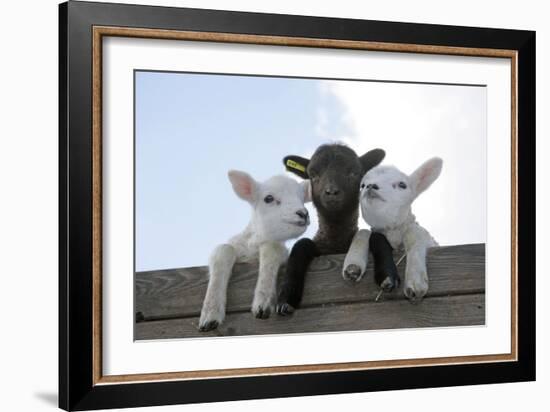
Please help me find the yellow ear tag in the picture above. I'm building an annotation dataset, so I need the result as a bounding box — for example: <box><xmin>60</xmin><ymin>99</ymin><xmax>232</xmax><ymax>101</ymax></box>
<box><xmin>286</xmin><ymin>159</ymin><xmax>306</xmax><ymax>173</ymax></box>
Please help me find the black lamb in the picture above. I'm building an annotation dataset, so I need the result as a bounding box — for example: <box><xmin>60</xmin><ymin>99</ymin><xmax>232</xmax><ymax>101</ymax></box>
<box><xmin>277</xmin><ymin>144</ymin><xmax>398</xmax><ymax>314</ymax></box>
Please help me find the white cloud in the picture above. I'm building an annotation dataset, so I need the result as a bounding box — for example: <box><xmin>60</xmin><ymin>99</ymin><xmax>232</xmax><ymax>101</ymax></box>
<box><xmin>316</xmin><ymin>80</ymin><xmax>487</xmax><ymax>245</ymax></box>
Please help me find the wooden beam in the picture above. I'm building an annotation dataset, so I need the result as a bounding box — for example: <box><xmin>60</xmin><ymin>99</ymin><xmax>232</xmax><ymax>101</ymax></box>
<box><xmin>136</xmin><ymin>244</ymin><xmax>485</xmax><ymax>321</ymax></box>
<box><xmin>136</xmin><ymin>294</ymin><xmax>485</xmax><ymax>340</ymax></box>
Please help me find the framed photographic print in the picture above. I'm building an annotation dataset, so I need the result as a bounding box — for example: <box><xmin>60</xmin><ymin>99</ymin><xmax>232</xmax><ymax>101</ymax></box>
<box><xmin>59</xmin><ymin>1</ymin><xmax>535</xmax><ymax>410</ymax></box>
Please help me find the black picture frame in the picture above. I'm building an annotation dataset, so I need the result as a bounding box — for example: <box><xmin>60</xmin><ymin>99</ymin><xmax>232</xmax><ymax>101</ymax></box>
<box><xmin>59</xmin><ymin>1</ymin><xmax>535</xmax><ymax>410</ymax></box>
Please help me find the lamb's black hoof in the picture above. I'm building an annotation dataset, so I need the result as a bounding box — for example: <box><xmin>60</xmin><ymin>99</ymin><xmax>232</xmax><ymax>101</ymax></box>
<box><xmin>276</xmin><ymin>302</ymin><xmax>295</xmax><ymax>316</ymax></box>
<box><xmin>198</xmin><ymin>320</ymin><xmax>219</xmax><ymax>332</ymax></box>
<box><xmin>380</xmin><ymin>274</ymin><xmax>400</xmax><ymax>292</ymax></box>
<box><xmin>135</xmin><ymin>311</ymin><xmax>145</xmax><ymax>322</ymax></box>
<box><xmin>254</xmin><ymin>307</ymin><xmax>272</xmax><ymax>319</ymax></box>
<box><xmin>374</xmin><ymin>258</ymin><xmax>399</xmax><ymax>292</ymax></box>
<box><xmin>406</xmin><ymin>294</ymin><xmax>422</xmax><ymax>305</ymax></box>
<box><xmin>404</xmin><ymin>287</ymin><xmax>425</xmax><ymax>304</ymax></box>
<box><xmin>343</xmin><ymin>264</ymin><xmax>363</xmax><ymax>282</ymax></box>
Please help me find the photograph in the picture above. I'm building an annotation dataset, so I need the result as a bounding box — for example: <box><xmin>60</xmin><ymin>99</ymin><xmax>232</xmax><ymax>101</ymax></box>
<box><xmin>56</xmin><ymin>2</ymin><xmax>536</xmax><ymax>409</ymax></box>
<box><xmin>134</xmin><ymin>70</ymin><xmax>487</xmax><ymax>340</ymax></box>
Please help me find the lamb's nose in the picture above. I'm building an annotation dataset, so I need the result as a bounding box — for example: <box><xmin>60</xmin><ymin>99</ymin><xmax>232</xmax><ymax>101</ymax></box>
<box><xmin>366</xmin><ymin>184</ymin><xmax>379</xmax><ymax>190</ymax></box>
<box><xmin>325</xmin><ymin>186</ymin><xmax>340</xmax><ymax>196</ymax></box>
<box><xmin>296</xmin><ymin>209</ymin><xmax>309</xmax><ymax>220</ymax></box>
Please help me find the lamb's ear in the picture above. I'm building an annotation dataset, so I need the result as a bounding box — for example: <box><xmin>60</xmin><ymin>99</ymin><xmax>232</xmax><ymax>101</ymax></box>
<box><xmin>359</xmin><ymin>149</ymin><xmax>385</xmax><ymax>173</ymax></box>
<box><xmin>227</xmin><ymin>170</ymin><xmax>258</xmax><ymax>203</ymax></box>
<box><xmin>301</xmin><ymin>180</ymin><xmax>312</xmax><ymax>203</ymax></box>
<box><xmin>409</xmin><ymin>157</ymin><xmax>443</xmax><ymax>198</ymax></box>
<box><xmin>283</xmin><ymin>155</ymin><xmax>310</xmax><ymax>179</ymax></box>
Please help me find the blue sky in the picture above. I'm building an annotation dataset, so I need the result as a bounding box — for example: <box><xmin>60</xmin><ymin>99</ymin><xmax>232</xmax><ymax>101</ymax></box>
<box><xmin>135</xmin><ymin>71</ymin><xmax>338</xmax><ymax>271</ymax></box>
<box><xmin>135</xmin><ymin>71</ymin><xmax>486</xmax><ymax>271</ymax></box>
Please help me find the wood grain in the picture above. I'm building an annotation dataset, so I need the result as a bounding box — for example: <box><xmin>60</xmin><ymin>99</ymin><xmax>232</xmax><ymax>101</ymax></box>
<box><xmin>136</xmin><ymin>294</ymin><xmax>485</xmax><ymax>340</ymax></box>
<box><xmin>94</xmin><ymin>26</ymin><xmax>516</xmax><ymax>58</ymax></box>
<box><xmin>135</xmin><ymin>244</ymin><xmax>485</xmax><ymax>321</ymax></box>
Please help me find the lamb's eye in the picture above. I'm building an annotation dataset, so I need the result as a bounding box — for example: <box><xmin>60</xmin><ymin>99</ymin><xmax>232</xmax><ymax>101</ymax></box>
<box><xmin>264</xmin><ymin>195</ymin><xmax>274</xmax><ymax>204</ymax></box>
<box><xmin>398</xmin><ymin>182</ymin><xmax>407</xmax><ymax>189</ymax></box>
<box><xmin>360</xmin><ymin>183</ymin><xmax>366</xmax><ymax>189</ymax></box>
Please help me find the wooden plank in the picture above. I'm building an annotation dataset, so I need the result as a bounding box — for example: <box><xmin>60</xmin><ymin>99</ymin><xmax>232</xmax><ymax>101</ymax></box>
<box><xmin>136</xmin><ymin>244</ymin><xmax>485</xmax><ymax>321</ymax></box>
<box><xmin>135</xmin><ymin>294</ymin><xmax>485</xmax><ymax>340</ymax></box>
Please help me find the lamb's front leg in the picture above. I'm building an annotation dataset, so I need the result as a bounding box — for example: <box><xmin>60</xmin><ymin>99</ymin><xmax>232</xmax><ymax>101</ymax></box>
<box><xmin>370</xmin><ymin>232</ymin><xmax>400</xmax><ymax>291</ymax></box>
<box><xmin>342</xmin><ymin>229</ymin><xmax>370</xmax><ymax>282</ymax></box>
<box><xmin>252</xmin><ymin>242</ymin><xmax>287</xmax><ymax>319</ymax></box>
<box><xmin>198</xmin><ymin>244</ymin><xmax>237</xmax><ymax>331</ymax></box>
<box><xmin>277</xmin><ymin>238</ymin><xmax>318</xmax><ymax>316</ymax></box>
<box><xmin>403</xmin><ymin>226</ymin><xmax>434</xmax><ymax>302</ymax></box>
<box><xmin>403</xmin><ymin>245</ymin><xmax>428</xmax><ymax>303</ymax></box>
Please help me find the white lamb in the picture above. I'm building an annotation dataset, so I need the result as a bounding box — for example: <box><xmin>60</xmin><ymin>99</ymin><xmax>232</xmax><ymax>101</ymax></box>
<box><xmin>343</xmin><ymin>157</ymin><xmax>443</xmax><ymax>301</ymax></box>
<box><xmin>199</xmin><ymin>170</ymin><xmax>311</xmax><ymax>331</ymax></box>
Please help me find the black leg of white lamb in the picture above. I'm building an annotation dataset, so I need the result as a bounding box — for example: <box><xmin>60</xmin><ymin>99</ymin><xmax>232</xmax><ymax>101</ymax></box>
<box><xmin>198</xmin><ymin>170</ymin><xmax>311</xmax><ymax>331</ymax></box>
<box><xmin>344</xmin><ymin>157</ymin><xmax>443</xmax><ymax>302</ymax></box>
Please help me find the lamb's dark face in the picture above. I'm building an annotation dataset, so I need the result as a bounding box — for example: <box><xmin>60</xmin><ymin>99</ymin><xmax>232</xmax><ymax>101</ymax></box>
<box><xmin>283</xmin><ymin>144</ymin><xmax>385</xmax><ymax>221</ymax></box>
<box><xmin>307</xmin><ymin>146</ymin><xmax>364</xmax><ymax>217</ymax></box>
